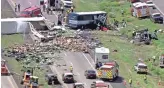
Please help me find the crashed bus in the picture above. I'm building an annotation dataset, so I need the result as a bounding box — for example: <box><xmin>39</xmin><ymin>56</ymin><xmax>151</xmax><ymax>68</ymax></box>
<box><xmin>67</xmin><ymin>11</ymin><xmax>107</xmax><ymax>29</ymax></box>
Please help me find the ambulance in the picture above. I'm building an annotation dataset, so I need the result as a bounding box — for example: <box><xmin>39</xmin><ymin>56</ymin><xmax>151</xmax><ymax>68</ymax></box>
<box><xmin>97</xmin><ymin>61</ymin><xmax>119</xmax><ymax>81</ymax></box>
<box><xmin>131</xmin><ymin>2</ymin><xmax>150</xmax><ymax>18</ymax></box>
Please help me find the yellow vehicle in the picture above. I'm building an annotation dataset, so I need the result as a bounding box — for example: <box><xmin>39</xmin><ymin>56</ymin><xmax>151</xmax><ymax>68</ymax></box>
<box><xmin>97</xmin><ymin>62</ymin><xmax>119</xmax><ymax>81</ymax></box>
<box><xmin>21</xmin><ymin>70</ymin><xmax>31</xmax><ymax>85</ymax></box>
<box><xmin>28</xmin><ymin>76</ymin><xmax>39</xmax><ymax>88</ymax></box>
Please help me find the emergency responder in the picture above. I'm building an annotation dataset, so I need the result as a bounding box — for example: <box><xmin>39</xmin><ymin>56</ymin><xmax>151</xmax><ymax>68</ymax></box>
<box><xmin>70</xmin><ymin>66</ymin><xmax>73</xmax><ymax>72</ymax></box>
<box><xmin>50</xmin><ymin>7</ymin><xmax>53</xmax><ymax>15</ymax></box>
<box><xmin>71</xmin><ymin>6</ymin><xmax>74</xmax><ymax>12</ymax></box>
<box><xmin>144</xmin><ymin>75</ymin><xmax>147</xmax><ymax>83</ymax></box>
<box><xmin>18</xmin><ymin>4</ymin><xmax>20</xmax><ymax>12</ymax></box>
<box><xmin>15</xmin><ymin>3</ymin><xmax>17</xmax><ymax>12</ymax></box>
<box><xmin>121</xmin><ymin>9</ymin><xmax>124</xmax><ymax>16</ymax></box>
<box><xmin>129</xmin><ymin>78</ymin><xmax>132</xmax><ymax>87</ymax></box>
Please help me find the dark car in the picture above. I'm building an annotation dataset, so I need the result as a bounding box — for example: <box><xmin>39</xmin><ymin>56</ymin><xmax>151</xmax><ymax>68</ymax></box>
<box><xmin>45</xmin><ymin>73</ymin><xmax>59</xmax><ymax>85</ymax></box>
<box><xmin>150</xmin><ymin>13</ymin><xmax>163</xmax><ymax>24</ymax></box>
<box><xmin>84</xmin><ymin>70</ymin><xmax>96</xmax><ymax>79</ymax></box>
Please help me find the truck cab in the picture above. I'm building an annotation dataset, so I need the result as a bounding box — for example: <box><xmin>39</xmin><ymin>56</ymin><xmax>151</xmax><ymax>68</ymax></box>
<box><xmin>94</xmin><ymin>47</ymin><xmax>110</xmax><ymax>69</ymax></box>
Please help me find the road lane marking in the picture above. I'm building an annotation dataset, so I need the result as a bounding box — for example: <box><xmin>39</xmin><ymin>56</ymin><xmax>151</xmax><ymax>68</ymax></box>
<box><xmin>154</xmin><ymin>2</ymin><xmax>164</xmax><ymax>15</ymax></box>
<box><xmin>64</xmin><ymin>53</ymin><xmax>67</xmax><ymax>56</ymax></box>
<box><xmin>82</xmin><ymin>53</ymin><xmax>95</xmax><ymax>70</ymax></box>
<box><xmin>69</xmin><ymin>61</ymin><xmax>73</xmax><ymax>66</ymax></box>
<box><xmin>29</xmin><ymin>2</ymin><xmax>32</xmax><ymax>5</ymax></box>
<box><xmin>9</xmin><ymin>0</ymin><xmax>15</xmax><ymax>6</ymax></box>
<box><xmin>7</xmin><ymin>76</ymin><xmax>16</xmax><ymax>88</ymax></box>
<box><xmin>84</xmin><ymin>83</ymin><xmax>87</xmax><ymax>86</ymax></box>
<box><xmin>49</xmin><ymin>65</ymin><xmax>69</xmax><ymax>88</ymax></box>
<box><xmin>4</xmin><ymin>61</ymin><xmax>19</xmax><ymax>88</ymax></box>
<box><xmin>77</xmin><ymin>72</ymin><xmax>80</xmax><ymax>76</ymax></box>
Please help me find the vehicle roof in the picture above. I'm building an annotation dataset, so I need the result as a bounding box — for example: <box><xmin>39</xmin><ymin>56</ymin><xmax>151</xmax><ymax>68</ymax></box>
<box><xmin>152</xmin><ymin>13</ymin><xmax>161</xmax><ymax>16</ymax></box>
<box><xmin>74</xmin><ymin>83</ymin><xmax>84</xmax><ymax>85</ymax></box>
<box><xmin>96</xmin><ymin>83</ymin><xmax>107</xmax><ymax>87</ymax></box>
<box><xmin>46</xmin><ymin>73</ymin><xmax>56</xmax><ymax>76</ymax></box>
<box><xmin>64</xmin><ymin>1</ymin><xmax>73</xmax><ymax>3</ymax></box>
<box><xmin>137</xmin><ymin>63</ymin><xmax>147</xmax><ymax>66</ymax></box>
<box><xmin>87</xmin><ymin>69</ymin><xmax>96</xmax><ymax>72</ymax></box>
<box><xmin>72</xmin><ymin>11</ymin><xmax>106</xmax><ymax>15</ymax></box>
<box><xmin>23</xmin><ymin>6</ymin><xmax>40</xmax><ymax>11</ymax></box>
<box><xmin>133</xmin><ymin>2</ymin><xmax>148</xmax><ymax>8</ymax></box>
<box><xmin>100</xmin><ymin>65</ymin><xmax>113</xmax><ymax>69</ymax></box>
<box><xmin>95</xmin><ymin>47</ymin><xmax>110</xmax><ymax>53</ymax></box>
<box><xmin>64</xmin><ymin>72</ymin><xmax>73</xmax><ymax>75</ymax></box>
<box><xmin>25</xmin><ymin>72</ymin><xmax>31</xmax><ymax>75</ymax></box>
<box><xmin>104</xmin><ymin>62</ymin><xmax>116</xmax><ymax>66</ymax></box>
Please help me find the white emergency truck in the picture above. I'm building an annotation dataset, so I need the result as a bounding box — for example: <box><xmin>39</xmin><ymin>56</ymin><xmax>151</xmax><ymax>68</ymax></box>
<box><xmin>131</xmin><ymin>2</ymin><xmax>150</xmax><ymax>18</ymax></box>
<box><xmin>94</xmin><ymin>47</ymin><xmax>110</xmax><ymax>69</ymax></box>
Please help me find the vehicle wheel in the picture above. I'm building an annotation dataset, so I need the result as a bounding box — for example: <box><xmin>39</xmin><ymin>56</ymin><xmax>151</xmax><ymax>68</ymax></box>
<box><xmin>20</xmin><ymin>80</ymin><xmax>23</xmax><ymax>84</ymax></box>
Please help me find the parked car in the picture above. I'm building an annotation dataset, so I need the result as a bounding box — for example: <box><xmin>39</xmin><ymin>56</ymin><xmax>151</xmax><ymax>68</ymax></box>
<box><xmin>84</xmin><ymin>70</ymin><xmax>96</xmax><ymax>79</ymax></box>
<box><xmin>150</xmin><ymin>13</ymin><xmax>163</xmax><ymax>24</ymax></box>
<box><xmin>45</xmin><ymin>73</ymin><xmax>59</xmax><ymax>85</ymax></box>
<box><xmin>134</xmin><ymin>63</ymin><xmax>148</xmax><ymax>74</ymax></box>
<box><xmin>62</xmin><ymin>72</ymin><xmax>74</xmax><ymax>83</ymax></box>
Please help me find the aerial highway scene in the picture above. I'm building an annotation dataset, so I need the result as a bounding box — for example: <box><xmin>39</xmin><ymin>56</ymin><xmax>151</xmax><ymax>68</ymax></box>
<box><xmin>1</xmin><ymin>0</ymin><xmax>164</xmax><ymax>88</ymax></box>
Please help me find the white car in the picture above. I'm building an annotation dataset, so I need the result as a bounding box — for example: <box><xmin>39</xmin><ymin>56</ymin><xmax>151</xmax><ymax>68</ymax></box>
<box><xmin>62</xmin><ymin>0</ymin><xmax>73</xmax><ymax>8</ymax></box>
<box><xmin>146</xmin><ymin>0</ymin><xmax>155</xmax><ymax>7</ymax></box>
<box><xmin>134</xmin><ymin>63</ymin><xmax>148</xmax><ymax>74</ymax></box>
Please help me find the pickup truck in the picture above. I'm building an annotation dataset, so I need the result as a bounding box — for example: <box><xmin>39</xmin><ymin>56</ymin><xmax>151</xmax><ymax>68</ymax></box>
<box><xmin>134</xmin><ymin>63</ymin><xmax>148</xmax><ymax>74</ymax></box>
<box><xmin>150</xmin><ymin>13</ymin><xmax>163</xmax><ymax>24</ymax></box>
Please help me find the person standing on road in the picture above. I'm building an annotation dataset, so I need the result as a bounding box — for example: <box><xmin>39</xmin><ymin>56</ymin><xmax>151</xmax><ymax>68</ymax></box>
<box><xmin>43</xmin><ymin>4</ymin><xmax>46</xmax><ymax>12</ymax></box>
<box><xmin>18</xmin><ymin>4</ymin><xmax>20</xmax><ymax>12</ymax></box>
<box><xmin>15</xmin><ymin>3</ymin><xmax>17</xmax><ymax>12</ymax></box>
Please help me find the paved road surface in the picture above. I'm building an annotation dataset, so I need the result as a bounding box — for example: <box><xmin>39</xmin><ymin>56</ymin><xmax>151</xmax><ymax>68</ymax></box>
<box><xmin>153</xmin><ymin>0</ymin><xmax>164</xmax><ymax>15</ymax></box>
<box><xmin>1</xmin><ymin>0</ymin><xmax>17</xmax><ymax>18</ymax></box>
<box><xmin>50</xmin><ymin>52</ymin><xmax>126</xmax><ymax>88</ymax></box>
<box><xmin>1</xmin><ymin>76</ymin><xmax>18</xmax><ymax>88</ymax></box>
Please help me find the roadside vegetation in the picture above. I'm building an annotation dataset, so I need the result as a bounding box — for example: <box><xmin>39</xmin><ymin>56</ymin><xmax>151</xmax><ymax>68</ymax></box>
<box><xmin>1</xmin><ymin>34</ymin><xmax>50</xmax><ymax>88</ymax></box>
<box><xmin>73</xmin><ymin>0</ymin><xmax>164</xmax><ymax>88</ymax></box>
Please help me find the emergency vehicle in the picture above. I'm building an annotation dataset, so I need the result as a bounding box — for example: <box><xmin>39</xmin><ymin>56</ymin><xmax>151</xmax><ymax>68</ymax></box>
<box><xmin>131</xmin><ymin>2</ymin><xmax>150</xmax><ymax>18</ymax></box>
<box><xmin>91</xmin><ymin>81</ymin><xmax>109</xmax><ymax>88</ymax></box>
<box><xmin>94</xmin><ymin>47</ymin><xmax>110</xmax><ymax>69</ymax></box>
<box><xmin>1</xmin><ymin>59</ymin><xmax>9</xmax><ymax>75</ymax></box>
<box><xmin>20</xmin><ymin>6</ymin><xmax>42</xmax><ymax>17</ymax></box>
<box><xmin>97</xmin><ymin>61</ymin><xmax>119</xmax><ymax>81</ymax></box>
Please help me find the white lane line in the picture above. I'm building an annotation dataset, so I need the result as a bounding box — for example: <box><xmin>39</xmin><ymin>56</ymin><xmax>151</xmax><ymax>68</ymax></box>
<box><xmin>69</xmin><ymin>61</ymin><xmax>73</xmax><ymax>66</ymax></box>
<box><xmin>49</xmin><ymin>66</ymin><xmax>68</xmax><ymax>88</ymax></box>
<box><xmin>5</xmin><ymin>66</ymin><xmax>18</xmax><ymax>88</ymax></box>
<box><xmin>154</xmin><ymin>2</ymin><xmax>164</xmax><ymax>15</ymax></box>
<box><xmin>64</xmin><ymin>53</ymin><xmax>67</xmax><ymax>56</ymax></box>
<box><xmin>84</xmin><ymin>83</ymin><xmax>87</xmax><ymax>86</ymax></box>
<box><xmin>29</xmin><ymin>2</ymin><xmax>32</xmax><ymax>5</ymax></box>
<box><xmin>82</xmin><ymin>53</ymin><xmax>95</xmax><ymax>70</ymax></box>
<box><xmin>9</xmin><ymin>0</ymin><xmax>15</xmax><ymax>6</ymax></box>
<box><xmin>77</xmin><ymin>72</ymin><xmax>80</xmax><ymax>76</ymax></box>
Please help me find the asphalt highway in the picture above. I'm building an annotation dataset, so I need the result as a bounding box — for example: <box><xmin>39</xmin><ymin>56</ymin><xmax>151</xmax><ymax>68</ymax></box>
<box><xmin>50</xmin><ymin>52</ymin><xmax>126</xmax><ymax>88</ymax></box>
<box><xmin>153</xmin><ymin>0</ymin><xmax>164</xmax><ymax>15</ymax></box>
<box><xmin>1</xmin><ymin>76</ymin><xmax>18</xmax><ymax>88</ymax></box>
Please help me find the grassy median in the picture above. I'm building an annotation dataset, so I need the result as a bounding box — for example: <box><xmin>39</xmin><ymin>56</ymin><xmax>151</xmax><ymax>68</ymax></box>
<box><xmin>73</xmin><ymin>0</ymin><xmax>164</xmax><ymax>88</ymax></box>
<box><xmin>1</xmin><ymin>34</ymin><xmax>50</xmax><ymax>88</ymax></box>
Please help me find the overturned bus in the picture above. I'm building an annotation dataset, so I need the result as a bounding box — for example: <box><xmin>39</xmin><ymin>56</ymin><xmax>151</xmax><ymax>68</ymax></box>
<box><xmin>67</xmin><ymin>11</ymin><xmax>107</xmax><ymax>29</ymax></box>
